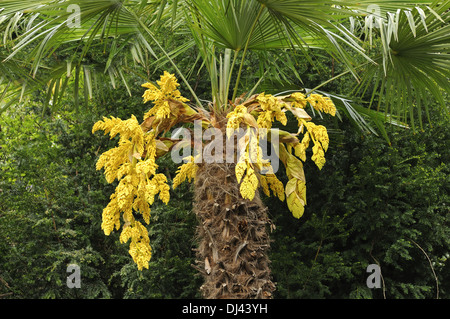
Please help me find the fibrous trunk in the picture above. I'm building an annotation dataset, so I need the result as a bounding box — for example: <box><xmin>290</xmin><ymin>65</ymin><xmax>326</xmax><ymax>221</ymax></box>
<box><xmin>193</xmin><ymin>162</ymin><xmax>276</xmax><ymax>299</ymax></box>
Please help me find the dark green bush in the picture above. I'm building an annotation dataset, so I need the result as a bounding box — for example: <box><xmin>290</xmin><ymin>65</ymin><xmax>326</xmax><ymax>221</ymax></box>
<box><xmin>269</xmin><ymin>112</ymin><xmax>450</xmax><ymax>299</ymax></box>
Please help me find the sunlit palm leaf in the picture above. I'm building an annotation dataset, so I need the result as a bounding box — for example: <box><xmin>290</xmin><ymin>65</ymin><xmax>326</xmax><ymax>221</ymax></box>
<box><xmin>3</xmin><ymin>1</ymin><xmax>144</xmax><ymax>70</ymax></box>
<box><xmin>0</xmin><ymin>0</ymin><xmax>170</xmax><ymax>112</ymax></box>
<box><xmin>1</xmin><ymin>0</ymin><xmax>448</xmax><ymax>136</ymax></box>
<box><xmin>190</xmin><ymin>0</ymin><xmax>372</xmax><ymax>77</ymax></box>
<box><xmin>352</xmin><ymin>2</ymin><xmax>450</xmax><ymax>130</ymax></box>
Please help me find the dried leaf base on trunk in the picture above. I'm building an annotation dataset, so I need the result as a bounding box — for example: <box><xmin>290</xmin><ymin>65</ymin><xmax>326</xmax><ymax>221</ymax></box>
<box><xmin>193</xmin><ymin>162</ymin><xmax>276</xmax><ymax>299</ymax></box>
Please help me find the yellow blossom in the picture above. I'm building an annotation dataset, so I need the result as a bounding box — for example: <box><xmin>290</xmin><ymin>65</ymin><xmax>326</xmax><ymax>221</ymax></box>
<box><xmin>120</xmin><ymin>221</ymin><xmax>152</xmax><ymax>271</ymax></box>
<box><xmin>95</xmin><ymin>140</ymin><xmax>133</xmax><ymax>183</ymax></box>
<box><xmin>151</xmin><ymin>173</ymin><xmax>171</xmax><ymax>204</ymax></box>
<box><xmin>294</xmin><ymin>133</ymin><xmax>310</xmax><ymax>162</ymax></box>
<box><xmin>235</xmin><ymin>160</ymin><xmax>248</xmax><ymax>184</ymax></box>
<box><xmin>256</xmin><ymin>93</ymin><xmax>287</xmax><ymax>128</ymax></box>
<box><xmin>135</xmin><ymin>158</ymin><xmax>158</xmax><ymax>176</ymax></box>
<box><xmin>290</xmin><ymin>92</ymin><xmax>308</xmax><ymax>109</ymax></box>
<box><xmin>93</xmin><ymin>115</ymin><xmax>145</xmax><ymax>183</ymax></box>
<box><xmin>142</xmin><ymin>71</ymin><xmax>189</xmax><ymax>120</ymax></box>
<box><xmin>101</xmin><ymin>194</ymin><xmax>120</xmax><ymax>235</ymax></box>
<box><xmin>239</xmin><ymin>167</ymin><xmax>259</xmax><ymax>201</ymax></box>
<box><xmin>307</xmin><ymin>93</ymin><xmax>336</xmax><ymax>116</ymax></box>
<box><xmin>311</xmin><ymin>144</ymin><xmax>326</xmax><ymax>170</ymax></box>
<box><xmin>265</xmin><ymin>174</ymin><xmax>285</xmax><ymax>201</ymax></box>
<box><xmin>313</xmin><ymin>125</ymin><xmax>329</xmax><ymax>152</ymax></box>
<box><xmin>226</xmin><ymin>104</ymin><xmax>248</xmax><ymax>135</ymax></box>
<box><xmin>173</xmin><ymin>156</ymin><xmax>198</xmax><ymax>189</ymax></box>
<box><xmin>304</xmin><ymin>121</ymin><xmax>330</xmax><ymax>164</ymax></box>
<box><xmin>259</xmin><ymin>175</ymin><xmax>270</xmax><ymax>197</ymax></box>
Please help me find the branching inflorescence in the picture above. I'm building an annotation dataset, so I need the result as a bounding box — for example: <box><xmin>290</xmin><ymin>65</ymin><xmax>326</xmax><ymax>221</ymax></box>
<box><xmin>93</xmin><ymin>72</ymin><xmax>336</xmax><ymax>270</ymax></box>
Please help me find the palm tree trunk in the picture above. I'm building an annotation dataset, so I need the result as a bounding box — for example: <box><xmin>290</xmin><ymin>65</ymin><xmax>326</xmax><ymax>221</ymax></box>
<box><xmin>193</xmin><ymin>161</ymin><xmax>276</xmax><ymax>299</ymax></box>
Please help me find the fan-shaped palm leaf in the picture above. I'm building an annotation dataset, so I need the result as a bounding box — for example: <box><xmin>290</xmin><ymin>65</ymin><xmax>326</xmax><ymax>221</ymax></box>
<box><xmin>352</xmin><ymin>2</ymin><xmax>450</xmax><ymax>129</ymax></box>
<box><xmin>1</xmin><ymin>0</ymin><xmax>448</xmax><ymax>133</ymax></box>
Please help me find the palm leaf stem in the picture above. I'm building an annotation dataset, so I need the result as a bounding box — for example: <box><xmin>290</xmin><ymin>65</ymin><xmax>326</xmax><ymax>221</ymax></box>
<box><xmin>231</xmin><ymin>3</ymin><xmax>265</xmax><ymax>102</ymax></box>
<box><xmin>124</xmin><ymin>5</ymin><xmax>202</xmax><ymax>108</ymax></box>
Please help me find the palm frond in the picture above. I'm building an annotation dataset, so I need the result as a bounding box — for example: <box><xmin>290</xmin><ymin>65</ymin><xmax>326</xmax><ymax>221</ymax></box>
<box><xmin>0</xmin><ymin>0</ymin><xmax>193</xmax><ymax>112</ymax></box>
<box><xmin>352</xmin><ymin>2</ymin><xmax>450</xmax><ymax>129</ymax></box>
<box><xmin>1</xmin><ymin>0</ymin><xmax>448</xmax><ymax>133</ymax></box>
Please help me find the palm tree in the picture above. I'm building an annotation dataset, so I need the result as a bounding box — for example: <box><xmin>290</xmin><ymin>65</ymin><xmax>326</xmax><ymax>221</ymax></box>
<box><xmin>1</xmin><ymin>0</ymin><xmax>448</xmax><ymax>299</ymax></box>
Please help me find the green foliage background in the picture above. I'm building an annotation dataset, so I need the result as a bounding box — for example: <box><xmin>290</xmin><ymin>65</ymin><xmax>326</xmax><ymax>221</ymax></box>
<box><xmin>269</xmin><ymin>110</ymin><xmax>450</xmax><ymax>299</ymax></box>
<box><xmin>0</xmin><ymin>44</ymin><xmax>449</xmax><ymax>299</ymax></box>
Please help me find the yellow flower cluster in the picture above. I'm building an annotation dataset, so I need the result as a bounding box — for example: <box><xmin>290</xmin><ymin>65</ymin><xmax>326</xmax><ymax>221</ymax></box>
<box><xmin>290</xmin><ymin>92</ymin><xmax>308</xmax><ymax>109</ymax></box>
<box><xmin>141</xmin><ymin>71</ymin><xmax>189</xmax><ymax>120</ymax></box>
<box><xmin>235</xmin><ymin>150</ymin><xmax>257</xmax><ymax>201</ymax></box>
<box><xmin>311</xmin><ymin>144</ymin><xmax>326</xmax><ymax>170</ymax></box>
<box><xmin>285</xmin><ymin>177</ymin><xmax>307</xmax><ymax>219</ymax></box>
<box><xmin>306</xmin><ymin>93</ymin><xmax>336</xmax><ymax>116</ymax></box>
<box><xmin>238</xmin><ymin>164</ymin><xmax>259</xmax><ymax>201</ymax></box>
<box><xmin>228</xmin><ymin>94</ymin><xmax>292</xmax><ymax>203</ymax></box>
<box><xmin>282</xmin><ymin>93</ymin><xmax>333</xmax><ymax>218</ymax></box>
<box><xmin>93</xmin><ymin>112</ymin><xmax>171</xmax><ymax>270</ymax></box>
<box><xmin>256</xmin><ymin>93</ymin><xmax>287</xmax><ymax>128</ymax></box>
<box><xmin>94</xmin><ymin>72</ymin><xmax>197</xmax><ymax>270</ymax></box>
<box><xmin>259</xmin><ymin>174</ymin><xmax>285</xmax><ymax>201</ymax></box>
<box><xmin>294</xmin><ymin>131</ymin><xmax>310</xmax><ymax>162</ymax></box>
<box><xmin>119</xmin><ymin>220</ymin><xmax>151</xmax><ymax>271</ymax></box>
<box><xmin>93</xmin><ymin>115</ymin><xmax>144</xmax><ymax>183</ymax></box>
<box><xmin>280</xmin><ymin>146</ymin><xmax>308</xmax><ymax>219</ymax></box>
<box><xmin>290</xmin><ymin>92</ymin><xmax>336</xmax><ymax>115</ymax></box>
<box><xmin>173</xmin><ymin>156</ymin><xmax>198</xmax><ymax>189</ymax></box>
<box><xmin>234</xmin><ymin>130</ymin><xmax>283</xmax><ymax>202</ymax></box>
<box><xmin>295</xmin><ymin>121</ymin><xmax>329</xmax><ymax>170</ymax></box>
<box><xmin>226</xmin><ymin>104</ymin><xmax>248</xmax><ymax>136</ymax></box>
<box><xmin>224</xmin><ymin>91</ymin><xmax>336</xmax><ymax>220</ymax></box>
